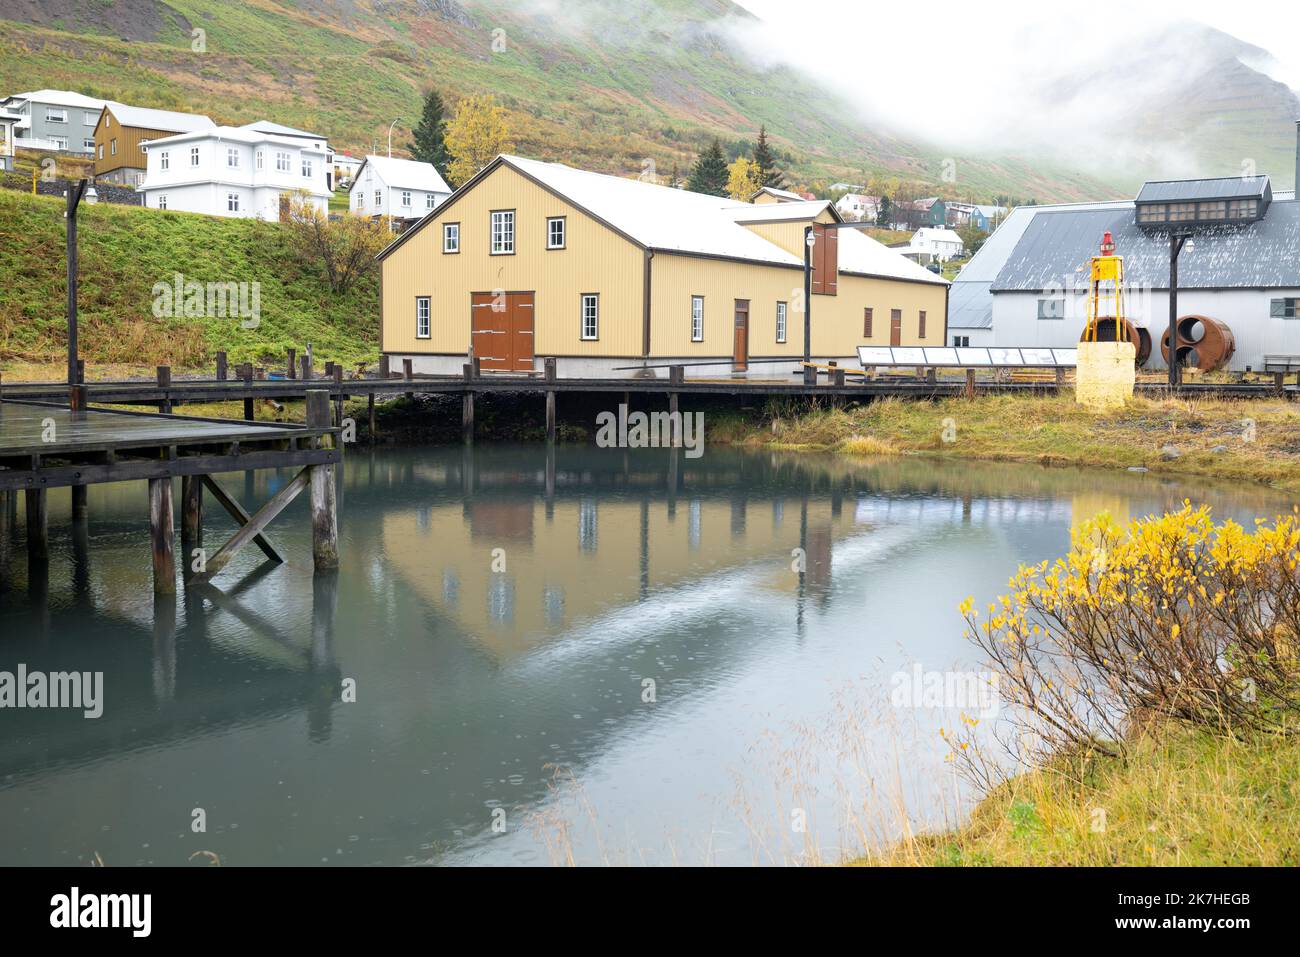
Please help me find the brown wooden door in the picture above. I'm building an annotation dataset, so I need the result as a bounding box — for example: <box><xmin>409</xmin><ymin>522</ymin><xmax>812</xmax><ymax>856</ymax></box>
<box><xmin>733</xmin><ymin>299</ymin><xmax>749</xmax><ymax>372</ymax></box>
<box><xmin>472</xmin><ymin>292</ymin><xmax>535</xmax><ymax>373</ymax></box>
<box><xmin>509</xmin><ymin>292</ymin><xmax>535</xmax><ymax>373</ymax></box>
<box><xmin>890</xmin><ymin>308</ymin><xmax>902</xmax><ymax>346</ymax></box>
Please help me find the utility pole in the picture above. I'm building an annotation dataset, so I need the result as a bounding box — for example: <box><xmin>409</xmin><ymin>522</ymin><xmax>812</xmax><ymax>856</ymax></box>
<box><xmin>65</xmin><ymin>178</ymin><xmax>94</xmax><ymax>398</ymax></box>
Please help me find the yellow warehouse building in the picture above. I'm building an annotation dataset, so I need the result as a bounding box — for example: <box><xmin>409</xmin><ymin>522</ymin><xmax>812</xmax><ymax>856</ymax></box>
<box><xmin>377</xmin><ymin>154</ymin><xmax>949</xmax><ymax>378</ymax></box>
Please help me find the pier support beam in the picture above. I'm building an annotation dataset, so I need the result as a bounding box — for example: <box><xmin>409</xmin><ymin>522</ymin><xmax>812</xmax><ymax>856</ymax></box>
<box><xmin>149</xmin><ymin>477</ymin><xmax>175</xmax><ymax>595</ymax></box>
<box><xmin>181</xmin><ymin>474</ymin><xmax>203</xmax><ymax>545</ymax></box>
<box><xmin>71</xmin><ymin>484</ymin><xmax>88</xmax><ymax>522</ymax></box>
<box><xmin>368</xmin><ymin>393</ymin><xmax>376</xmax><ymax>443</ymax></box>
<box><xmin>306</xmin><ymin>390</ymin><xmax>339</xmax><ymax>572</ymax></box>
<box><xmin>25</xmin><ymin>488</ymin><xmax>48</xmax><ymax>564</ymax></box>
<box><xmin>0</xmin><ymin>490</ymin><xmax>11</xmax><ymax>591</ymax></box>
<box><xmin>463</xmin><ymin>392</ymin><xmax>475</xmax><ymax>444</ymax></box>
<box><xmin>545</xmin><ymin>390</ymin><xmax>556</xmax><ymax>443</ymax></box>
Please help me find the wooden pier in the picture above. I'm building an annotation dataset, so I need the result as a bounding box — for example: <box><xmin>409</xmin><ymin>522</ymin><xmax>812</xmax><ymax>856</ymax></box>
<box><xmin>0</xmin><ymin>390</ymin><xmax>341</xmax><ymax>595</ymax></box>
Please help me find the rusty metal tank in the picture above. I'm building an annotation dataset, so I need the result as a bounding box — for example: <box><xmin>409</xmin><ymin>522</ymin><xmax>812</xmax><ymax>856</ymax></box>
<box><xmin>1081</xmin><ymin>318</ymin><xmax>1151</xmax><ymax>367</ymax></box>
<box><xmin>1159</xmin><ymin>315</ymin><xmax>1236</xmax><ymax>372</ymax></box>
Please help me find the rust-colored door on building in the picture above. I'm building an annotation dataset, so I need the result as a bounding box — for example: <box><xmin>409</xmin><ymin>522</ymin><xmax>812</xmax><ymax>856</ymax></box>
<box><xmin>889</xmin><ymin>308</ymin><xmax>903</xmax><ymax>346</ymax></box>
<box><xmin>471</xmin><ymin>292</ymin><xmax>535</xmax><ymax>373</ymax></box>
<box><xmin>733</xmin><ymin>299</ymin><xmax>750</xmax><ymax>372</ymax></box>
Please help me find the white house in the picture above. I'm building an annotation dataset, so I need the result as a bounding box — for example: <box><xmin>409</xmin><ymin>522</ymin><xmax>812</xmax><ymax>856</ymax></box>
<box><xmin>834</xmin><ymin>192</ymin><xmax>881</xmax><ymax>222</ymax></box>
<box><xmin>349</xmin><ymin>154</ymin><xmax>451</xmax><ymax>223</ymax></box>
<box><xmin>139</xmin><ymin>124</ymin><xmax>332</xmax><ymax>219</ymax></box>
<box><xmin>0</xmin><ymin>89</ymin><xmax>107</xmax><ymax>154</ymax></box>
<box><xmin>331</xmin><ymin>152</ymin><xmax>363</xmax><ymax>187</ymax></box>
<box><xmin>908</xmin><ymin>227</ymin><xmax>964</xmax><ymax>262</ymax></box>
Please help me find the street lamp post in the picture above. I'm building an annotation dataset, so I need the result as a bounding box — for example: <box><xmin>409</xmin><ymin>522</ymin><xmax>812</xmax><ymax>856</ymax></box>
<box><xmin>65</xmin><ymin>178</ymin><xmax>95</xmax><ymax>403</ymax></box>
<box><xmin>803</xmin><ymin>225</ymin><xmax>814</xmax><ymax>368</ymax></box>
<box><xmin>1167</xmin><ymin>231</ymin><xmax>1191</xmax><ymax>390</ymax></box>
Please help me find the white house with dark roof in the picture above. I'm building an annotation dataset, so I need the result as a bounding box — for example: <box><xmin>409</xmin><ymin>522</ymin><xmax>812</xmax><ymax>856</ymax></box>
<box><xmin>138</xmin><ymin>123</ymin><xmax>331</xmax><ymax>219</ymax></box>
<box><xmin>350</xmin><ymin>154</ymin><xmax>452</xmax><ymax>224</ymax></box>
<box><xmin>951</xmin><ymin>148</ymin><xmax>1300</xmax><ymax>371</ymax></box>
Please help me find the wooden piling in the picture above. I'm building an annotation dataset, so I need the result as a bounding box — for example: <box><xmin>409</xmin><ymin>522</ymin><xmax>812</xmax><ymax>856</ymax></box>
<box><xmin>216</xmin><ymin>351</ymin><xmax>228</xmax><ymax>381</ymax></box>
<box><xmin>287</xmin><ymin>348</ymin><xmax>297</xmax><ymax>379</ymax></box>
<box><xmin>332</xmin><ymin>364</ymin><xmax>344</xmax><ymax>427</ymax></box>
<box><xmin>379</xmin><ymin>355</ymin><xmax>391</xmax><ymax>379</ymax></box>
<box><xmin>463</xmin><ymin>391</ymin><xmax>475</xmax><ymax>444</ymax></box>
<box><xmin>149</xmin><ymin>477</ymin><xmax>175</xmax><ymax>595</ymax></box>
<box><xmin>242</xmin><ymin>364</ymin><xmax>255</xmax><ymax>421</ymax></box>
<box><xmin>305</xmin><ymin>390</ymin><xmax>339</xmax><ymax>571</ymax></box>
<box><xmin>25</xmin><ymin>488</ymin><xmax>48</xmax><ymax>563</ymax></box>
<box><xmin>403</xmin><ymin>358</ymin><xmax>414</xmax><ymax>400</ymax></box>
<box><xmin>545</xmin><ymin>389</ymin><xmax>556</xmax><ymax>443</ymax></box>
<box><xmin>301</xmin><ymin>354</ymin><xmax>312</xmax><ymax>381</ymax></box>
<box><xmin>181</xmin><ymin>474</ymin><xmax>202</xmax><ymax>544</ymax></box>
<box><xmin>157</xmin><ymin>365</ymin><xmax>172</xmax><ymax>413</ymax></box>
<box><xmin>965</xmin><ymin>367</ymin><xmax>976</xmax><ymax>399</ymax></box>
<box><xmin>1274</xmin><ymin>371</ymin><xmax>1285</xmax><ymax>395</ymax></box>
<box><xmin>367</xmin><ymin>392</ymin><xmax>376</xmax><ymax>442</ymax></box>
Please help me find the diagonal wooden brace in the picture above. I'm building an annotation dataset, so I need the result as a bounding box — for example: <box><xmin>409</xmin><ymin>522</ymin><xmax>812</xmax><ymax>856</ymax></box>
<box><xmin>197</xmin><ymin>468</ymin><xmax>310</xmax><ymax>580</ymax></box>
<box><xmin>201</xmin><ymin>474</ymin><xmax>286</xmax><ymax>564</ymax></box>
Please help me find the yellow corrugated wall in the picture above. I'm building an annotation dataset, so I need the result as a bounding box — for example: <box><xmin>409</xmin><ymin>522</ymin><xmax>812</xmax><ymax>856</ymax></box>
<box><xmin>381</xmin><ymin>163</ymin><xmax>645</xmax><ymax>357</ymax></box>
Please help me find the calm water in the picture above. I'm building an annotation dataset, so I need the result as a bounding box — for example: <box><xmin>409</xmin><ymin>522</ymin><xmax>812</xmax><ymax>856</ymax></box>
<box><xmin>0</xmin><ymin>445</ymin><xmax>1291</xmax><ymax>866</ymax></box>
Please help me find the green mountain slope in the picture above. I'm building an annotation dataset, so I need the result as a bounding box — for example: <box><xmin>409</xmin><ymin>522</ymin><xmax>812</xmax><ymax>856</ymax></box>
<box><xmin>0</xmin><ymin>0</ymin><xmax>1118</xmax><ymax>201</ymax></box>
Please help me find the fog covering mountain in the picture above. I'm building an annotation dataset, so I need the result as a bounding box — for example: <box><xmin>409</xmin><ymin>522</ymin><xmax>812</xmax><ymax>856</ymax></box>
<box><xmin>0</xmin><ymin>0</ymin><xmax>1294</xmax><ymax>199</ymax></box>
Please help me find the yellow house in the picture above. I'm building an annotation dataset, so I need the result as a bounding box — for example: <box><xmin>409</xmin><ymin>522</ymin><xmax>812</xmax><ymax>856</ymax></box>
<box><xmin>377</xmin><ymin>154</ymin><xmax>949</xmax><ymax>378</ymax></box>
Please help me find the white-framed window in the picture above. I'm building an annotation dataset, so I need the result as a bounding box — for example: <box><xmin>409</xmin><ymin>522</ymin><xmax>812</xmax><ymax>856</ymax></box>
<box><xmin>159</xmin><ymin>151</ymin><xmax>170</xmax><ymax>171</ymax></box>
<box><xmin>190</xmin><ymin>146</ymin><xmax>200</xmax><ymax>167</ymax></box>
<box><xmin>443</xmin><ymin>222</ymin><xmax>459</xmax><ymax>253</ymax></box>
<box><xmin>490</xmin><ymin>210</ymin><xmax>515</xmax><ymax>254</ymax></box>
<box><xmin>97</xmin><ymin>145</ymin><xmax>103</xmax><ymax>160</ymax></box>
<box><xmin>374</xmin><ymin>189</ymin><xmax>381</xmax><ymax>208</ymax></box>
<box><xmin>109</xmin><ymin>139</ymin><xmax>116</xmax><ymax>155</ymax></box>
<box><xmin>275</xmin><ymin>151</ymin><xmax>290</xmax><ymax>172</ymax></box>
<box><xmin>952</xmin><ymin>335</ymin><xmax>970</xmax><ymax>347</ymax></box>
<box><xmin>226</xmin><ymin>147</ymin><xmax>239</xmax><ymax>168</ymax></box>
<box><xmin>256</xmin><ymin>150</ymin><xmax>264</xmax><ymax>170</ymax></box>
<box><xmin>776</xmin><ymin>300</ymin><xmax>787</xmax><ymax>343</ymax></box>
<box><xmin>416</xmin><ymin>296</ymin><xmax>431</xmax><ymax>338</ymax></box>
<box><xmin>426</xmin><ymin>192</ymin><xmax>436</xmax><ymax>210</ymax></box>
<box><xmin>400</xmin><ymin>190</ymin><xmax>411</xmax><ymax>208</ymax></box>
<box><xmin>104</xmin><ymin>113</ymin><xmax>111</xmax><ymax>128</ymax></box>
<box><xmin>580</xmin><ymin>293</ymin><xmax>599</xmax><ymax>340</ymax></box>
<box><xmin>158</xmin><ymin>195</ymin><xmax>168</xmax><ymax>210</ymax></box>
<box><xmin>547</xmin><ymin>216</ymin><xmax>566</xmax><ymax>249</ymax></box>
<box><xmin>45</xmin><ymin>108</ymin><xmax>67</xmax><ymax>123</ymax></box>
<box><xmin>354</xmin><ymin>191</ymin><xmax>363</xmax><ymax>210</ymax></box>
<box><xmin>226</xmin><ymin>193</ymin><xmax>240</xmax><ymax>212</ymax></box>
<box><xmin>1270</xmin><ymin>298</ymin><xmax>1300</xmax><ymax>319</ymax></box>
<box><xmin>51</xmin><ymin>137</ymin><xmax>66</xmax><ymax>150</ymax></box>
<box><xmin>691</xmin><ymin>295</ymin><xmax>704</xmax><ymax>342</ymax></box>
<box><xmin>84</xmin><ymin>111</ymin><xmax>97</xmax><ymax>126</ymax></box>
<box><xmin>302</xmin><ymin>158</ymin><xmax>313</xmax><ymax>178</ymax></box>
<box><xmin>82</xmin><ymin>138</ymin><xmax>95</xmax><ymax>151</ymax></box>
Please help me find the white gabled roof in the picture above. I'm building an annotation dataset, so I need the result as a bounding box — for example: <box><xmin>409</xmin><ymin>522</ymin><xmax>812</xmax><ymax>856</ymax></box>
<box><xmin>354</xmin><ymin>154</ymin><xmax>450</xmax><ymax>194</ymax></box>
<box><xmin>107</xmin><ymin>103</ymin><xmax>215</xmax><ymax>133</ymax></box>
<box><xmin>141</xmin><ymin>124</ymin><xmax>328</xmax><ymax>152</ymax></box>
<box><xmin>237</xmin><ymin>120</ymin><xmax>325</xmax><ymax>141</ymax></box>
<box><xmin>913</xmin><ymin>227</ymin><xmax>964</xmax><ymax>243</ymax></box>
<box><xmin>380</xmin><ymin>153</ymin><xmax>946</xmax><ymax>285</ymax></box>
<box><xmin>4</xmin><ymin>89</ymin><xmax>108</xmax><ymax>109</ymax></box>
<box><xmin>751</xmin><ymin>185</ymin><xmax>807</xmax><ymax>202</ymax></box>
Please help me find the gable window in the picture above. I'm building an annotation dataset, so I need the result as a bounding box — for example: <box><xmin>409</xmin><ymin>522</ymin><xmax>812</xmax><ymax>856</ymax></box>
<box><xmin>226</xmin><ymin>193</ymin><xmax>240</xmax><ymax>213</ymax></box>
<box><xmin>776</xmin><ymin>301</ymin><xmax>787</xmax><ymax>343</ymax></box>
<box><xmin>864</xmin><ymin>307</ymin><xmax>873</xmax><ymax>337</ymax></box>
<box><xmin>1270</xmin><ymin>298</ymin><xmax>1300</xmax><ymax>319</ymax></box>
<box><xmin>491</xmin><ymin>210</ymin><xmax>515</xmax><ymax>254</ymax></box>
<box><xmin>547</xmin><ymin>216</ymin><xmax>566</xmax><ymax>249</ymax></box>
<box><xmin>226</xmin><ymin>147</ymin><xmax>239</xmax><ymax>168</ymax></box>
<box><xmin>190</xmin><ymin>146</ymin><xmax>200</xmax><ymax>167</ymax></box>
<box><xmin>416</xmin><ymin>296</ymin><xmax>431</xmax><ymax>338</ymax></box>
<box><xmin>691</xmin><ymin>295</ymin><xmax>704</xmax><ymax>342</ymax></box>
<box><xmin>919</xmin><ymin>310</ymin><xmax>927</xmax><ymax>337</ymax></box>
<box><xmin>443</xmin><ymin>222</ymin><xmax>460</xmax><ymax>253</ymax></box>
<box><xmin>302</xmin><ymin>158</ymin><xmax>313</xmax><ymax>178</ymax></box>
<box><xmin>1037</xmin><ymin>297</ymin><xmax>1065</xmax><ymax>320</ymax></box>
<box><xmin>104</xmin><ymin>113</ymin><xmax>111</xmax><ymax>128</ymax></box>
<box><xmin>275</xmin><ymin>151</ymin><xmax>290</xmax><ymax>172</ymax></box>
<box><xmin>400</xmin><ymin>190</ymin><xmax>411</xmax><ymax>208</ymax></box>
<box><xmin>580</xmin><ymin>293</ymin><xmax>599</xmax><ymax>340</ymax></box>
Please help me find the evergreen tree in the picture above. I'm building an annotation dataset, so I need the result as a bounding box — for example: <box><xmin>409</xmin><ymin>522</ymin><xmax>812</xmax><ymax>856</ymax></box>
<box><xmin>687</xmin><ymin>138</ymin><xmax>729</xmax><ymax>197</ymax></box>
<box><xmin>876</xmin><ymin>195</ymin><xmax>892</xmax><ymax>228</ymax></box>
<box><xmin>751</xmin><ymin>125</ymin><xmax>786</xmax><ymax>190</ymax></box>
<box><xmin>408</xmin><ymin>89</ymin><xmax>449</xmax><ymax>171</ymax></box>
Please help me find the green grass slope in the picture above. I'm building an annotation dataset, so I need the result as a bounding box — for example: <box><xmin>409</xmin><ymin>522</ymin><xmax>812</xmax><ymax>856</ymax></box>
<box><xmin>0</xmin><ymin>189</ymin><xmax>377</xmax><ymax>371</ymax></box>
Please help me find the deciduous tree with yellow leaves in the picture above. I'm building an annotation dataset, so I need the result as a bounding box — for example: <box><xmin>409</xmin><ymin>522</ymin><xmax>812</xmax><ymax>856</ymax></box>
<box><xmin>725</xmin><ymin>157</ymin><xmax>763</xmax><ymax>202</ymax></box>
<box><xmin>444</xmin><ymin>94</ymin><xmax>515</xmax><ymax>188</ymax></box>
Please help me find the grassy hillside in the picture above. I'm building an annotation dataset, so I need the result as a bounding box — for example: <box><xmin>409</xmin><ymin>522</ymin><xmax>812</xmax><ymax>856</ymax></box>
<box><xmin>0</xmin><ymin>0</ymin><xmax>1117</xmax><ymax>203</ymax></box>
<box><xmin>0</xmin><ymin>189</ymin><xmax>378</xmax><ymax>372</ymax></box>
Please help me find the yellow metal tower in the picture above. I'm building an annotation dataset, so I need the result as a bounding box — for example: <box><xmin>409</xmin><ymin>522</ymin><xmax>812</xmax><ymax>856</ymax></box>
<box><xmin>1082</xmin><ymin>230</ymin><xmax>1127</xmax><ymax>343</ymax></box>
